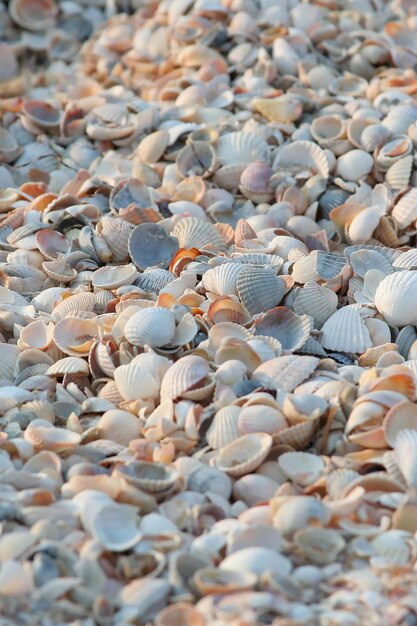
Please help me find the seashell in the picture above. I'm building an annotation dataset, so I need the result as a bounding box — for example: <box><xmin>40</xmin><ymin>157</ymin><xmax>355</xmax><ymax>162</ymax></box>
<box><xmin>216</xmin><ymin>433</ymin><xmax>272</xmax><ymax>477</ymax></box>
<box><xmin>375</xmin><ymin>270</ymin><xmax>417</xmax><ymax>326</ymax></box>
<box><xmin>253</xmin><ymin>355</ymin><xmax>320</xmax><ymax>393</ymax></box>
<box><xmin>173</xmin><ymin>217</ymin><xmax>227</xmax><ymax>252</ymax></box>
<box><xmin>116</xmin><ymin>461</ymin><xmax>178</xmax><ymax>493</ymax></box>
<box><xmin>98</xmin><ymin>410</ymin><xmax>141</xmax><ymax>446</ymax></box>
<box><xmin>253</xmin><ymin>97</ymin><xmax>303</xmax><ymax>123</ymax></box>
<box><xmin>272</xmin><ymin>496</ymin><xmax>331</xmax><ymax>536</ymax></box>
<box><xmin>53</xmin><ymin>318</ymin><xmax>98</xmax><ymax>357</ymax></box>
<box><xmin>311</xmin><ymin>115</ymin><xmax>348</xmax><ymax>154</ymax></box>
<box><xmin>161</xmin><ymin>355</ymin><xmax>210</xmax><ymax>403</ymax></box>
<box><xmin>320</xmin><ymin>305</ymin><xmax>373</xmax><ymax>353</ymax></box>
<box><xmin>292</xmin><ymin>282</ymin><xmax>338</xmax><ymax>328</ymax></box>
<box><xmin>206</xmin><ymin>406</ymin><xmax>241</xmax><ymax>450</ymax></box>
<box><xmin>202</xmin><ymin>263</ymin><xmax>244</xmax><ymax>296</ymax></box>
<box><xmin>24</xmin><ymin>419</ymin><xmax>81</xmax><ymax>452</ymax></box>
<box><xmin>124</xmin><ymin>307</ymin><xmax>176</xmax><ymax>348</ymax></box>
<box><xmin>97</xmin><ymin>216</ymin><xmax>133</xmax><ymax>264</ymax></box>
<box><xmin>155</xmin><ymin>603</ymin><xmax>205</xmax><ymax>626</ymax></box>
<box><xmin>239</xmin><ymin>161</ymin><xmax>273</xmax><ymax>203</ymax></box>
<box><xmin>217</xmin><ymin>132</ymin><xmax>269</xmax><ymax>167</ymax></box>
<box><xmin>193</xmin><ymin>567</ymin><xmax>257</xmax><ymax>596</ymax></box>
<box><xmin>22</xmin><ymin>100</ymin><xmax>61</xmax><ymax>131</ymax></box>
<box><xmin>273</xmin><ymin>140</ymin><xmax>329</xmax><ymax>181</ymax></box>
<box><xmin>278</xmin><ymin>452</ymin><xmax>324</xmax><ymax>486</ymax></box>
<box><xmin>176</xmin><ymin>141</ymin><xmax>217</xmax><ymax>179</ymax></box>
<box><xmin>293</xmin><ymin>528</ymin><xmax>345</xmax><ymax>564</ymax></box>
<box><xmin>220</xmin><ymin>547</ymin><xmax>292</xmax><ymax>578</ymax></box>
<box><xmin>383</xmin><ymin>401</ymin><xmax>417</xmax><ymax>447</ymax></box>
<box><xmin>137</xmin><ymin>130</ymin><xmax>169</xmax><ymax>164</ymax></box>
<box><xmin>385</xmin><ymin>155</ymin><xmax>413</xmax><ymax>190</ymax></box>
<box><xmin>391</xmin><ymin>188</ymin><xmax>417</xmax><ymax>229</ymax></box>
<box><xmin>42</xmin><ymin>259</ymin><xmax>77</xmax><ymax>284</ymax></box>
<box><xmin>335</xmin><ymin>149</ymin><xmax>374</xmax><ymax>182</ymax></box>
<box><xmin>236</xmin><ymin>266</ymin><xmax>286</xmax><ymax>315</ymax></box>
<box><xmin>128</xmin><ymin>223</ymin><xmax>179</xmax><ymax>271</ymax></box>
<box><xmin>233</xmin><ymin>476</ymin><xmax>281</xmax><ymax>507</ymax></box>
<box><xmin>92</xmin><ymin>264</ymin><xmax>137</xmax><ymax>290</ymax></box>
<box><xmin>46</xmin><ymin>357</ymin><xmax>89</xmax><ymax>377</ymax></box>
<box><xmin>238</xmin><ymin>405</ymin><xmax>287</xmax><ymax>436</ymax></box>
<box><xmin>0</xmin><ymin>128</ymin><xmax>21</xmax><ymax>163</ymax></box>
<box><xmin>376</xmin><ymin>135</ymin><xmax>413</xmax><ymax>170</ymax></box>
<box><xmin>394</xmin><ymin>429</ymin><xmax>417</xmax><ymax>488</ymax></box>
<box><xmin>254</xmin><ymin>307</ymin><xmax>313</xmax><ymax>352</ymax></box>
<box><xmin>51</xmin><ymin>292</ymin><xmax>96</xmax><ymax>321</ymax></box>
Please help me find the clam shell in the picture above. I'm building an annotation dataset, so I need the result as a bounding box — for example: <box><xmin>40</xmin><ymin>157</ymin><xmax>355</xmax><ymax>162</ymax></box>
<box><xmin>216</xmin><ymin>433</ymin><xmax>272</xmax><ymax>477</ymax></box>
<box><xmin>206</xmin><ymin>406</ymin><xmax>241</xmax><ymax>450</ymax></box>
<box><xmin>375</xmin><ymin>270</ymin><xmax>417</xmax><ymax>326</ymax></box>
<box><xmin>254</xmin><ymin>307</ymin><xmax>313</xmax><ymax>352</ymax></box>
<box><xmin>51</xmin><ymin>292</ymin><xmax>96</xmax><ymax>321</ymax></box>
<box><xmin>160</xmin><ymin>355</ymin><xmax>210</xmax><ymax>403</ymax></box>
<box><xmin>385</xmin><ymin>155</ymin><xmax>413</xmax><ymax>190</ymax></box>
<box><xmin>217</xmin><ymin>131</ymin><xmax>269</xmax><ymax>167</ymax></box>
<box><xmin>124</xmin><ymin>307</ymin><xmax>176</xmax><ymax>348</ymax></box>
<box><xmin>137</xmin><ymin>130</ymin><xmax>169</xmax><ymax>164</ymax></box>
<box><xmin>292</xmin><ymin>282</ymin><xmax>338</xmax><ymax>328</ymax></box>
<box><xmin>53</xmin><ymin>318</ymin><xmax>98</xmax><ymax>357</ymax></box>
<box><xmin>46</xmin><ymin>357</ymin><xmax>89</xmax><ymax>377</ymax></box>
<box><xmin>220</xmin><ymin>546</ymin><xmax>291</xmax><ymax>577</ymax></box>
<box><xmin>391</xmin><ymin>188</ymin><xmax>417</xmax><ymax>229</ymax></box>
<box><xmin>116</xmin><ymin>461</ymin><xmax>178</xmax><ymax>493</ymax></box>
<box><xmin>128</xmin><ymin>223</ymin><xmax>179</xmax><ymax>271</ymax></box>
<box><xmin>253</xmin><ymin>355</ymin><xmax>320</xmax><ymax>392</ymax></box>
<box><xmin>336</xmin><ymin>149</ymin><xmax>374</xmax><ymax>181</ymax></box>
<box><xmin>383</xmin><ymin>401</ymin><xmax>417</xmax><ymax>447</ymax></box>
<box><xmin>114</xmin><ymin>362</ymin><xmax>160</xmax><ymax>401</ymax></box>
<box><xmin>202</xmin><ymin>263</ymin><xmax>244</xmax><ymax>296</ymax></box>
<box><xmin>236</xmin><ymin>266</ymin><xmax>286</xmax><ymax>315</ymax></box>
<box><xmin>272</xmin><ymin>496</ymin><xmax>331</xmax><ymax>536</ymax></box>
<box><xmin>273</xmin><ymin>140</ymin><xmax>329</xmax><ymax>180</ymax></box>
<box><xmin>192</xmin><ymin>567</ymin><xmax>257</xmax><ymax>595</ymax></box>
<box><xmin>92</xmin><ymin>264</ymin><xmax>138</xmax><ymax>290</ymax></box>
<box><xmin>394</xmin><ymin>429</ymin><xmax>417</xmax><ymax>488</ymax></box>
<box><xmin>238</xmin><ymin>405</ymin><xmax>287</xmax><ymax>436</ymax></box>
<box><xmin>253</xmin><ymin>97</ymin><xmax>302</xmax><ymax>123</ymax></box>
<box><xmin>293</xmin><ymin>527</ymin><xmax>345</xmax><ymax>564</ymax></box>
<box><xmin>278</xmin><ymin>452</ymin><xmax>324</xmax><ymax>486</ymax></box>
<box><xmin>320</xmin><ymin>304</ymin><xmax>373</xmax><ymax>353</ymax></box>
<box><xmin>98</xmin><ymin>410</ymin><xmax>141</xmax><ymax>446</ymax></box>
<box><xmin>173</xmin><ymin>217</ymin><xmax>227</xmax><ymax>252</ymax></box>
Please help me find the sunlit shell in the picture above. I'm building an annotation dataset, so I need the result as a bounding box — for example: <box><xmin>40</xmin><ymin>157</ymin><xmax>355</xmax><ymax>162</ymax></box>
<box><xmin>53</xmin><ymin>317</ymin><xmax>98</xmax><ymax>357</ymax></box>
<box><xmin>375</xmin><ymin>270</ymin><xmax>417</xmax><ymax>326</ymax></box>
<box><xmin>160</xmin><ymin>355</ymin><xmax>210</xmax><ymax>403</ymax></box>
<box><xmin>273</xmin><ymin>140</ymin><xmax>329</xmax><ymax>180</ymax></box>
<box><xmin>253</xmin><ymin>97</ymin><xmax>303</xmax><ymax>123</ymax></box>
<box><xmin>124</xmin><ymin>307</ymin><xmax>176</xmax><ymax>348</ymax></box>
<box><xmin>173</xmin><ymin>217</ymin><xmax>228</xmax><ymax>252</ymax></box>
<box><xmin>206</xmin><ymin>406</ymin><xmax>241</xmax><ymax>449</ymax></box>
<box><xmin>320</xmin><ymin>304</ymin><xmax>374</xmax><ymax>353</ymax></box>
<box><xmin>202</xmin><ymin>263</ymin><xmax>244</xmax><ymax>296</ymax></box>
<box><xmin>293</xmin><ymin>527</ymin><xmax>345</xmax><ymax>564</ymax></box>
<box><xmin>292</xmin><ymin>282</ymin><xmax>338</xmax><ymax>328</ymax></box>
<box><xmin>253</xmin><ymin>355</ymin><xmax>319</xmax><ymax>392</ymax></box>
<box><xmin>391</xmin><ymin>188</ymin><xmax>417</xmax><ymax>229</ymax></box>
<box><xmin>116</xmin><ymin>461</ymin><xmax>178</xmax><ymax>493</ymax></box>
<box><xmin>137</xmin><ymin>130</ymin><xmax>169</xmax><ymax>164</ymax></box>
<box><xmin>217</xmin><ymin>131</ymin><xmax>269</xmax><ymax>167</ymax></box>
<box><xmin>220</xmin><ymin>546</ymin><xmax>291</xmax><ymax>577</ymax></box>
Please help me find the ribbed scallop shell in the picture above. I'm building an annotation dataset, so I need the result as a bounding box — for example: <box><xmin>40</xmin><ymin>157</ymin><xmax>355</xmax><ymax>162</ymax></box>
<box><xmin>99</xmin><ymin>216</ymin><xmax>133</xmax><ymax>263</ymax></box>
<box><xmin>391</xmin><ymin>188</ymin><xmax>417</xmax><ymax>229</ymax></box>
<box><xmin>320</xmin><ymin>304</ymin><xmax>373</xmax><ymax>353</ymax></box>
<box><xmin>272</xmin><ymin>140</ymin><xmax>329</xmax><ymax>180</ymax></box>
<box><xmin>136</xmin><ymin>269</ymin><xmax>175</xmax><ymax>294</ymax></box>
<box><xmin>252</xmin><ymin>355</ymin><xmax>320</xmax><ymax>392</ymax></box>
<box><xmin>360</xmin><ymin>123</ymin><xmax>391</xmax><ymax>152</ymax></box>
<box><xmin>278</xmin><ymin>451</ymin><xmax>324</xmax><ymax>486</ymax></box>
<box><xmin>124</xmin><ymin>307</ymin><xmax>176</xmax><ymax>348</ymax></box>
<box><xmin>116</xmin><ymin>461</ymin><xmax>178</xmax><ymax>493</ymax></box>
<box><xmin>238</xmin><ymin>405</ymin><xmax>287</xmax><ymax>435</ymax></box>
<box><xmin>291</xmin><ymin>252</ymin><xmax>320</xmax><ymax>284</ymax></box>
<box><xmin>236</xmin><ymin>266</ymin><xmax>286</xmax><ymax>315</ymax></box>
<box><xmin>114</xmin><ymin>362</ymin><xmax>160</xmax><ymax>401</ymax></box>
<box><xmin>160</xmin><ymin>355</ymin><xmax>210</xmax><ymax>403</ymax></box>
<box><xmin>393</xmin><ymin>250</ymin><xmax>417</xmax><ymax>270</ymax></box>
<box><xmin>53</xmin><ymin>318</ymin><xmax>98</xmax><ymax>357</ymax></box>
<box><xmin>136</xmin><ymin>130</ymin><xmax>169</xmax><ymax>164</ymax></box>
<box><xmin>173</xmin><ymin>217</ymin><xmax>228</xmax><ymax>252</ymax></box>
<box><xmin>202</xmin><ymin>263</ymin><xmax>244</xmax><ymax>296</ymax></box>
<box><xmin>375</xmin><ymin>270</ymin><xmax>417</xmax><ymax>326</ymax></box>
<box><xmin>51</xmin><ymin>292</ymin><xmax>96</xmax><ymax>321</ymax></box>
<box><xmin>216</xmin><ymin>131</ymin><xmax>269</xmax><ymax>166</ymax></box>
<box><xmin>394</xmin><ymin>429</ymin><xmax>417</xmax><ymax>488</ymax></box>
<box><xmin>46</xmin><ymin>357</ymin><xmax>90</xmax><ymax>376</ymax></box>
<box><xmin>206</xmin><ymin>406</ymin><xmax>241</xmax><ymax>449</ymax></box>
<box><xmin>254</xmin><ymin>307</ymin><xmax>313</xmax><ymax>352</ymax></box>
<box><xmin>216</xmin><ymin>433</ymin><xmax>272</xmax><ymax>478</ymax></box>
<box><xmin>383</xmin><ymin>401</ymin><xmax>417</xmax><ymax>447</ymax></box>
<box><xmin>293</xmin><ymin>282</ymin><xmax>338</xmax><ymax>329</ymax></box>
<box><xmin>385</xmin><ymin>155</ymin><xmax>413</xmax><ymax>191</ymax></box>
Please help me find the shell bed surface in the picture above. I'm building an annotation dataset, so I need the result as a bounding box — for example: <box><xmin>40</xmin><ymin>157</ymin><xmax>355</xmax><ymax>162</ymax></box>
<box><xmin>4</xmin><ymin>0</ymin><xmax>417</xmax><ymax>624</ymax></box>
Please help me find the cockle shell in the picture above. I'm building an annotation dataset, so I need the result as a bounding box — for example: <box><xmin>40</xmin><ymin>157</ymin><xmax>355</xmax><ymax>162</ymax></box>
<box><xmin>278</xmin><ymin>452</ymin><xmax>324</xmax><ymax>486</ymax></box>
<box><xmin>272</xmin><ymin>496</ymin><xmax>331</xmax><ymax>536</ymax></box>
<box><xmin>173</xmin><ymin>217</ymin><xmax>227</xmax><ymax>252</ymax></box>
<box><xmin>236</xmin><ymin>266</ymin><xmax>286</xmax><ymax>315</ymax></box>
<box><xmin>220</xmin><ymin>547</ymin><xmax>292</xmax><ymax>578</ymax></box>
<box><xmin>320</xmin><ymin>305</ymin><xmax>374</xmax><ymax>353</ymax></box>
<box><xmin>206</xmin><ymin>406</ymin><xmax>241</xmax><ymax>449</ymax></box>
<box><xmin>293</xmin><ymin>528</ymin><xmax>345</xmax><ymax>564</ymax></box>
<box><xmin>254</xmin><ymin>307</ymin><xmax>312</xmax><ymax>352</ymax></box>
<box><xmin>124</xmin><ymin>307</ymin><xmax>176</xmax><ymax>348</ymax></box>
<box><xmin>238</xmin><ymin>405</ymin><xmax>287</xmax><ymax>436</ymax></box>
<box><xmin>53</xmin><ymin>318</ymin><xmax>98</xmax><ymax>357</ymax></box>
<box><xmin>216</xmin><ymin>131</ymin><xmax>269</xmax><ymax>167</ymax></box>
<box><xmin>375</xmin><ymin>270</ymin><xmax>417</xmax><ymax>326</ymax></box>
<box><xmin>128</xmin><ymin>223</ymin><xmax>179</xmax><ymax>271</ymax></box>
<box><xmin>160</xmin><ymin>355</ymin><xmax>211</xmax><ymax>403</ymax></box>
<box><xmin>216</xmin><ymin>433</ymin><xmax>272</xmax><ymax>477</ymax></box>
<box><xmin>202</xmin><ymin>263</ymin><xmax>244</xmax><ymax>296</ymax></box>
<box><xmin>273</xmin><ymin>140</ymin><xmax>330</xmax><ymax>180</ymax></box>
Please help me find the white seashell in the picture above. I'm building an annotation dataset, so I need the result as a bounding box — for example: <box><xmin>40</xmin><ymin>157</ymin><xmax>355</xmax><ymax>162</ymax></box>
<box><xmin>124</xmin><ymin>307</ymin><xmax>176</xmax><ymax>347</ymax></box>
<box><xmin>272</xmin><ymin>496</ymin><xmax>331</xmax><ymax>535</ymax></box>
<box><xmin>216</xmin><ymin>131</ymin><xmax>269</xmax><ymax>167</ymax></box>
<box><xmin>375</xmin><ymin>271</ymin><xmax>417</xmax><ymax>326</ymax></box>
<box><xmin>202</xmin><ymin>263</ymin><xmax>244</xmax><ymax>296</ymax></box>
<box><xmin>98</xmin><ymin>410</ymin><xmax>141</xmax><ymax>446</ymax></box>
<box><xmin>236</xmin><ymin>266</ymin><xmax>286</xmax><ymax>315</ymax></box>
<box><xmin>238</xmin><ymin>405</ymin><xmax>287</xmax><ymax>435</ymax></box>
<box><xmin>160</xmin><ymin>355</ymin><xmax>210</xmax><ymax>403</ymax></box>
<box><xmin>114</xmin><ymin>362</ymin><xmax>160</xmax><ymax>401</ymax></box>
<box><xmin>320</xmin><ymin>304</ymin><xmax>373</xmax><ymax>353</ymax></box>
<box><xmin>273</xmin><ymin>140</ymin><xmax>329</xmax><ymax>180</ymax></box>
<box><xmin>278</xmin><ymin>452</ymin><xmax>324</xmax><ymax>486</ymax></box>
<box><xmin>292</xmin><ymin>282</ymin><xmax>338</xmax><ymax>328</ymax></box>
<box><xmin>233</xmin><ymin>476</ymin><xmax>280</xmax><ymax>507</ymax></box>
<box><xmin>394</xmin><ymin>429</ymin><xmax>417</xmax><ymax>488</ymax></box>
<box><xmin>206</xmin><ymin>406</ymin><xmax>241</xmax><ymax>450</ymax></box>
<box><xmin>173</xmin><ymin>217</ymin><xmax>227</xmax><ymax>252</ymax></box>
<box><xmin>220</xmin><ymin>547</ymin><xmax>291</xmax><ymax>578</ymax></box>
<box><xmin>336</xmin><ymin>149</ymin><xmax>373</xmax><ymax>181</ymax></box>
<box><xmin>216</xmin><ymin>433</ymin><xmax>272</xmax><ymax>477</ymax></box>
<box><xmin>293</xmin><ymin>528</ymin><xmax>345</xmax><ymax>564</ymax></box>
<box><xmin>391</xmin><ymin>188</ymin><xmax>417</xmax><ymax>229</ymax></box>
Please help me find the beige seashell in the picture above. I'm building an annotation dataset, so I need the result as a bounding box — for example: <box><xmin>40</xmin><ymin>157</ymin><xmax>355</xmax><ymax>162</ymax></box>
<box><xmin>375</xmin><ymin>270</ymin><xmax>417</xmax><ymax>326</ymax></box>
<box><xmin>253</xmin><ymin>355</ymin><xmax>319</xmax><ymax>392</ymax></box>
<box><xmin>137</xmin><ymin>130</ymin><xmax>169</xmax><ymax>164</ymax></box>
<box><xmin>98</xmin><ymin>409</ymin><xmax>141</xmax><ymax>446</ymax></box>
<box><xmin>42</xmin><ymin>259</ymin><xmax>77</xmax><ymax>284</ymax></box>
<box><xmin>51</xmin><ymin>292</ymin><xmax>96</xmax><ymax>321</ymax></box>
<box><xmin>46</xmin><ymin>357</ymin><xmax>89</xmax><ymax>377</ymax></box>
<box><xmin>233</xmin><ymin>475</ymin><xmax>281</xmax><ymax>507</ymax></box>
<box><xmin>385</xmin><ymin>155</ymin><xmax>413</xmax><ymax>190</ymax></box>
<box><xmin>53</xmin><ymin>317</ymin><xmax>98</xmax><ymax>357</ymax></box>
<box><xmin>124</xmin><ymin>307</ymin><xmax>176</xmax><ymax>348</ymax></box>
<box><xmin>220</xmin><ymin>546</ymin><xmax>291</xmax><ymax>577</ymax></box>
<box><xmin>128</xmin><ymin>222</ymin><xmax>179</xmax><ymax>270</ymax></box>
<box><xmin>253</xmin><ymin>97</ymin><xmax>302</xmax><ymax>123</ymax></box>
<box><xmin>394</xmin><ymin>429</ymin><xmax>417</xmax><ymax>488</ymax></box>
<box><xmin>0</xmin><ymin>560</ymin><xmax>34</xmax><ymax>596</ymax></box>
<box><xmin>22</xmin><ymin>100</ymin><xmax>61</xmax><ymax>131</ymax></box>
<box><xmin>239</xmin><ymin>161</ymin><xmax>273</xmax><ymax>203</ymax></box>
<box><xmin>293</xmin><ymin>527</ymin><xmax>345</xmax><ymax>564</ymax></box>
<box><xmin>376</xmin><ymin>135</ymin><xmax>413</xmax><ymax>170</ymax></box>
<box><xmin>206</xmin><ymin>406</ymin><xmax>241</xmax><ymax>450</ymax></box>
<box><xmin>18</xmin><ymin>319</ymin><xmax>54</xmax><ymax>351</ymax></box>
<box><xmin>155</xmin><ymin>603</ymin><xmax>205</xmax><ymax>626</ymax></box>
<box><xmin>391</xmin><ymin>188</ymin><xmax>417</xmax><ymax>229</ymax></box>
<box><xmin>278</xmin><ymin>452</ymin><xmax>324</xmax><ymax>486</ymax></box>
<box><xmin>176</xmin><ymin>141</ymin><xmax>217</xmax><ymax>179</ymax></box>
<box><xmin>383</xmin><ymin>401</ymin><xmax>417</xmax><ymax>447</ymax></box>
<box><xmin>24</xmin><ymin>419</ymin><xmax>81</xmax><ymax>452</ymax></box>
<box><xmin>0</xmin><ymin>128</ymin><xmax>21</xmax><ymax>163</ymax></box>
<box><xmin>216</xmin><ymin>433</ymin><xmax>272</xmax><ymax>477</ymax></box>
<box><xmin>236</xmin><ymin>266</ymin><xmax>286</xmax><ymax>315</ymax></box>
<box><xmin>292</xmin><ymin>282</ymin><xmax>338</xmax><ymax>328</ymax></box>
<box><xmin>98</xmin><ymin>215</ymin><xmax>133</xmax><ymax>264</ymax></box>
<box><xmin>118</xmin><ymin>578</ymin><xmax>169</xmax><ymax>618</ymax></box>
<box><xmin>92</xmin><ymin>264</ymin><xmax>137</xmax><ymax>290</ymax></box>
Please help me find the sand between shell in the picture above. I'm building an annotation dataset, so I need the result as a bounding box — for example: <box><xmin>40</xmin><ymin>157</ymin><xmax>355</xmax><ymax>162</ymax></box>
<box><xmin>1</xmin><ymin>0</ymin><xmax>417</xmax><ymax>624</ymax></box>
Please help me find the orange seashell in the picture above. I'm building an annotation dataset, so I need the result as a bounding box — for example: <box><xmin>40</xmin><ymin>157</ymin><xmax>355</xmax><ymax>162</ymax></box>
<box><xmin>169</xmin><ymin>247</ymin><xmax>200</xmax><ymax>275</ymax></box>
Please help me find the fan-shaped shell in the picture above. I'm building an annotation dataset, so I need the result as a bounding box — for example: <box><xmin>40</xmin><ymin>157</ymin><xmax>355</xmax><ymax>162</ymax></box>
<box><xmin>160</xmin><ymin>355</ymin><xmax>210</xmax><ymax>403</ymax></box>
<box><xmin>216</xmin><ymin>433</ymin><xmax>272</xmax><ymax>477</ymax></box>
<box><xmin>217</xmin><ymin>131</ymin><xmax>269</xmax><ymax>166</ymax></box>
<box><xmin>320</xmin><ymin>304</ymin><xmax>373</xmax><ymax>353</ymax></box>
<box><xmin>53</xmin><ymin>318</ymin><xmax>98</xmax><ymax>357</ymax></box>
<box><xmin>293</xmin><ymin>527</ymin><xmax>345</xmax><ymax>564</ymax></box>
<box><xmin>98</xmin><ymin>410</ymin><xmax>141</xmax><ymax>446</ymax></box>
<box><xmin>292</xmin><ymin>282</ymin><xmax>338</xmax><ymax>328</ymax></box>
<box><xmin>124</xmin><ymin>307</ymin><xmax>176</xmax><ymax>348</ymax></box>
<box><xmin>254</xmin><ymin>307</ymin><xmax>313</xmax><ymax>352</ymax></box>
<box><xmin>116</xmin><ymin>461</ymin><xmax>178</xmax><ymax>493</ymax></box>
<box><xmin>272</xmin><ymin>140</ymin><xmax>329</xmax><ymax>180</ymax></box>
<box><xmin>137</xmin><ymin>130</ymin><xmax>169</xmax><ymax>164</ymax></box>
<box><xmin>375</xmin><ymin>270</ymin><xmax>417</xmax><ymax>326</ymax></box>
<box><xmin>394</xmin><ymin>429</ymin><xmax>417</xmax><ymax>488</ymax></box>
<box><xmin>51</xmin><ymin>292</ymin><xmax>96</xmax><ymax>321</ymax></box>
<box><xmin>46</xmin><ymin>357</ymin><xmax>89</xmax><ymax>377</ymax></box>
<box><xmin>114</xmin><ymin>362</ymin><xmax>160</xmax><ymax>401</ymax></box>
<box><xmin>236</xmin><ymin>266</ymin><xmax>286</xmax><ymax>315</ymax></box>
<box><xmin>253</xmin><ymin>355</ymin><xmax>319</xmax><ymax>392</ymax></box>
<box><xmin>238</xmin><ymin>405</ymin><xmax>287</xmax><ymax>435</ymax></box>
<box><xmin>391</xmin><ymin>188</ymin><xmax>417</xmax><ymax>229</ymax></box>
<box><xmin>202</xmin><ymin>263</ymin><xmax>244</xmax><ymax>296</ymax></box>
<box><xmin>206</xmin><ymin>406</ymin><xmax>241</xmax><ymax>449</ymax></box>
<box><xmin>173</xmin><ymin>217</ymin><xmax>227</xmax><ymax>252</ymax></box>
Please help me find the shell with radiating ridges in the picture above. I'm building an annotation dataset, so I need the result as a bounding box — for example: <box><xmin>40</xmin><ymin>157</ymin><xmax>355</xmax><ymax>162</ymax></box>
<box><xmin>272</xmin><ymin>140</ymin><xmax>329</xmax><ymax>180</ymax></box>
<box><xmin>206</xmin><ymin>406</ymin><xmax>241</xmax><ymax>450</ymax></box>
<box><xmin>292</xmin><ymin>282</ymin><xmax>338</xmax><ymax>328</ymax></box>
<box><xmin>160</xmin><ymin>355</ymin><xmax>210</xmax><ymax>403</ymax></box>
<box><xmin>375</xmin><ymin>270</ymin><xmax>417</xmax><ymax>327</ymax></box>
<box><xmin>320</xmin><ymin>304</ymin><xmax>374</xmax><ymax>353</ymax></box>
<box><xmin>124</xmin><ymin>307</ymin><xmax>176</xmax><ymax>348</ymax></box>
<box><xmin>202</xmin><ymin>263</ymin><xmax>244</xmax><ymax>296</ymax></box>
<box><xmin>236</xmin><ymin>266</ymin><xmax>286</xmax><ymax>315</ymax></box>
<box><xmin>254</xmin><ymin>307</ymin><xmax>313</xmax><ymax>352</ymax></box>
<box><xmin>216</xmin><ymin>131</ymin><xmax>269</xmax><ymax>167</ymax></box>
<box><xmin>173</xmin><ymin>217</ymin><xmax>227</xmax><ymax>252</ymax></box>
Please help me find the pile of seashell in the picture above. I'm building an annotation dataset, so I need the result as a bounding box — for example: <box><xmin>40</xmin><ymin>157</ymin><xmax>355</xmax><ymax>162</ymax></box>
<box><xmin>3</xmin><ymin>0</ymin><xmax>417</xmax><ymax>624</ymax></box>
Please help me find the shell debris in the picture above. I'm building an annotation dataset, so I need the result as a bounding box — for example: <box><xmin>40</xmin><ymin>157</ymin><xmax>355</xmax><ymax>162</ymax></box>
<box><xmin>1</xmin><ymin>0</ymin><xmax>417</xmax><ymax>624</ymax></box>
